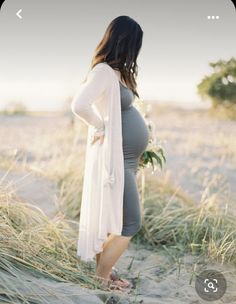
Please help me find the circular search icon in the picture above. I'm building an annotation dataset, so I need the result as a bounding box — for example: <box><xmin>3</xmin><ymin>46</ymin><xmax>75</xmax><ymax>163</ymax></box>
<box><xmin>195</xmin><ymin>269</ymin><xmax>227</xmax><ymax>301</ymax></box>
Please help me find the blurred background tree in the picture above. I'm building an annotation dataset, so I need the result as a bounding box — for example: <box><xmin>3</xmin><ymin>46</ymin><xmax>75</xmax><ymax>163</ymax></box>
<box><xmin>197</xmin><ymin>57</ymin><xmax>236</xmax><ymax>109</ymax></box>
<box><xmin>1</xmin><ymin>101</ymin><xmax>28</xmax><ymax>115</ymax></box>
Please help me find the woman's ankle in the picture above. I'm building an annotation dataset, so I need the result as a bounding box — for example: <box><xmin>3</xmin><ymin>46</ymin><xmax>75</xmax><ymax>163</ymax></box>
<box><xmin>95</xmin><ymin>274</ymin><xmax>110</xmax><ymax>289</ymax></box>
<box><xmin>96</xmin><ymin>262</ymin><xmax>113</xmax><ymax>279</ymax></box>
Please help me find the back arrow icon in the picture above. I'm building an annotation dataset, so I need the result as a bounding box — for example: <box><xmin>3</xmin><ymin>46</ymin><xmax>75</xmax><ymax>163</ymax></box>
<box><xmin>16</xmin><ymin>9</ymin><xmax>22</xmax><ymax>19</ymax></box>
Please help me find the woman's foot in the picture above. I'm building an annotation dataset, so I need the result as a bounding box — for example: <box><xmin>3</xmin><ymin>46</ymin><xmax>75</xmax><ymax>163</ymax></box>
<box><xmin>108</xmin><ymin>280</ymin><xmax>127</xmax><ymax>292</ymax></box>
<box><xmin>109</xmin><ymin>268</ymin><xmax>132</xmax><ymax>289</ymax></box>
<box><xmin>95</xmin><ymin>276</ymin><xmax>127</xmax><ymax>292</ymax></box>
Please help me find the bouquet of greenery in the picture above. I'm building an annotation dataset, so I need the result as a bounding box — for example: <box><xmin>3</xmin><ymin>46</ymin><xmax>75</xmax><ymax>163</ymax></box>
<box><xmin>137</xmin><ymin>108</ymin><xmax>166</xmax><ymax>173</ymax></box>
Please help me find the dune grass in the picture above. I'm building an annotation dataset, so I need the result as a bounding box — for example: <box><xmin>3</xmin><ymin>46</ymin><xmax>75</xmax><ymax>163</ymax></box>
<box><xmin>56</xmin><ymin>156</ymin><xmax>236</xmax><ymax>267</ymax></box>
<box><xmin>1</xmin><ymin>168</ymin><xmax>235</xmax><ymax>302</ymax></box>
<box><xmin>0</xmin><ymin>184</ymin><xmax>105</xmax><ymax>292</ymax></box>
<box><xmin>43</xmin><ymin>130</ymin><xmax>236</xmax><ymax>267</ymax></box>
<box><xmin>1</xmin><ymin>111</ymin><xmax>236</xmax><ymax>302</ymax></box>
<box><xmin>132</xmin><ymin>174</ymin><xmax>236</xmax><ymax>266</ymax></box>
<box><xmin>35</xmin><ymin>119</ymin><xmax>236</xmax><ymax>267</ymax></box>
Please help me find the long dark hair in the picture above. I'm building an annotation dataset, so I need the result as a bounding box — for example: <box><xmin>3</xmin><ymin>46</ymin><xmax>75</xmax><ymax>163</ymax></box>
<box><xmin>90</xmin><ymin>15</ymin><xmax>143</xmax><ymax>98</ymax></box>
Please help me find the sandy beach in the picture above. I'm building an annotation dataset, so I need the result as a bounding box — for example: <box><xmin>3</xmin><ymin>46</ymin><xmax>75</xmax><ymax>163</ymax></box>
<box><xmin>0</xmin><ymin>107</ymin><xmax>236</xmax><ymax>303</ymax></box>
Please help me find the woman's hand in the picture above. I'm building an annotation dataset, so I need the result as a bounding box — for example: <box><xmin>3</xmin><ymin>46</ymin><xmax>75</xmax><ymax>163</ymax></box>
<box><xmin>91</xmin><ymin>133</ymin><xmax>105</xmax><ymax>145</ymax></box>
<box><xmin>90</xmin><ymin>125</ymin><xmax>105</xmax><ymax>145</ymax></box>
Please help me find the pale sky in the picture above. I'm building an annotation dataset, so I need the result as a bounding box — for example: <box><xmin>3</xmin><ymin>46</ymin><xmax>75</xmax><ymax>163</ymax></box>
<box><xmin>0</xmin><ymin>0</ymin><xmax>235</xmax><ymax>111</ymax></box>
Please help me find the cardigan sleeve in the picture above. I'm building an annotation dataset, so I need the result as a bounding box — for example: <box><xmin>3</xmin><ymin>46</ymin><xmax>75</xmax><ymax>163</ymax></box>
<box><xmin>71</xmin><ymin>65</ymin><xmax>108</xmax><ymax>134</ymax></box>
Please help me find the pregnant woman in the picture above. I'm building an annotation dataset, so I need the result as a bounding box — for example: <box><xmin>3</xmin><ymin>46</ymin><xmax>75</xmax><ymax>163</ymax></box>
<box><xmin>71</xmin><ymin>16</ymin><xmax>149</xmax><ymax>291</ymax></box>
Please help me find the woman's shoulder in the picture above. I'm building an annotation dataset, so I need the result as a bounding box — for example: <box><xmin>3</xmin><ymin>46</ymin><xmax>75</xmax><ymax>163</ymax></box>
<box><xmin>90</xmin><ymin>62</ymin><xmax>115</xmax><ymax>83</ymax></box>
<box><xmin>92</xmin><ymin>62</ymin><xmax>113</xmax><ymax>73</ymax></box>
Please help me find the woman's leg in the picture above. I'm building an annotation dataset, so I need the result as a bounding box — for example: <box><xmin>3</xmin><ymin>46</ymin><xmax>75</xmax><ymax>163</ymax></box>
<box><xmin>95</xmin><ymin>166</ymin><xmax>140</xmax><ymax>284</ymax></box>
<box><xmin>96</xmin><ymin>232</ymin><xmax>112</xmax><ymax>268</ymax></box>
<box><xmin>95</xmin><ymin>168</ymin><xmax>141</xmax><ymax>284</ymax></box>
<box><xmin>95</xmin><ymin>234</ymin><xmax>132</xmax><ymax>282</ymax></box>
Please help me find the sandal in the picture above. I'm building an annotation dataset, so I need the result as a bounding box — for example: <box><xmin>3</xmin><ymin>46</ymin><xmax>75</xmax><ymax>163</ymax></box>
<box><xmin>111</xmin><ymin>277</ymin><xmax>132</xmax><ymax>289</ymax></box>
<box><xmin>94</xmin><ymin>274</ymin><xmax>126</xmax><ymax>292</ymax></box>
<box><xmin>109</xmin><ymin>267</ymin><xmax>133</xmax><ymax>289</ymax></box>
<box><xmin>107</xmin><ymin>280</ymin><xmax>127</xmax><ymax>292</ymax></box>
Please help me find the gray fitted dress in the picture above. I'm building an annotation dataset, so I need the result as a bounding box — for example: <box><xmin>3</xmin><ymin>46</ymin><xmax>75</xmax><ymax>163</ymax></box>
<box><xmin>119</xmin><ymin>81</ymin><xmax>150</xmax><ymax>236</ymax></box>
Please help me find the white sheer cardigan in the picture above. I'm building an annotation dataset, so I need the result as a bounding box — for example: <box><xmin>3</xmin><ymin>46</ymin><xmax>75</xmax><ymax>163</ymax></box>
<box><xmin>71</xmin><ymin>62</ymin><xmax>124</xmax><ymax>262</ymax></box>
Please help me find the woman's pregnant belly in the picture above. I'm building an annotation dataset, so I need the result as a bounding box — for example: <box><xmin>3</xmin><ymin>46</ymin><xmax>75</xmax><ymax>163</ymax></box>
<box><xmin>122</xmin><ymin>106</ymin><xmax>149</xmax><ymax>170</ymax></box>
